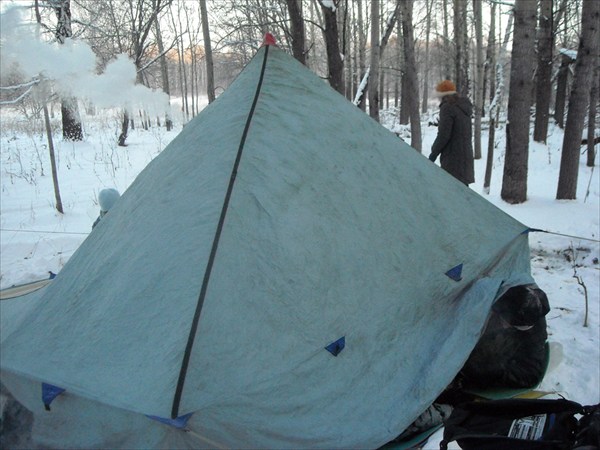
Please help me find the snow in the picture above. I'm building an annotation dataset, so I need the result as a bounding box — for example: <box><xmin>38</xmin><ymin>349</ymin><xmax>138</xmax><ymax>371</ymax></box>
<box><xmin>0</xmin><ymin>7</ymin><xmax>598</xmax><ymax>441</ymax></box>
<box><xmin>1</xmin><ymin>102</ymin><xmax>598</xmax><ymax>447</ymax></box>
<box><xmin>319</xmin><ymin>0</ymin><xmax>336</xmax><ymax>11</ymax></box>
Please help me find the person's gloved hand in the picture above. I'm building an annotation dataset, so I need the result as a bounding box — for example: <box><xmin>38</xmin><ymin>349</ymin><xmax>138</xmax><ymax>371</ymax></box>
<box><xmin>428</xmin><ymin>153</ymin><xmax>437</xmax><ymax>162</ymax></box>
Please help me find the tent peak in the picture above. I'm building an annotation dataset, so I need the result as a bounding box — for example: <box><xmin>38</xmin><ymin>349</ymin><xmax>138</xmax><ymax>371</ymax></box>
<box><xmin>263</xmin><ymin>33</ymin><xmax>276</xmax><ymax>46</ymax></box>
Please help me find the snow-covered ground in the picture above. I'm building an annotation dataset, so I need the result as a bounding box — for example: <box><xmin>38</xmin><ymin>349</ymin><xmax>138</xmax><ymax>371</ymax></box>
<box><xmin>1</xmin><ymin>104</ymin><xmax>598</xmax><ymax>448</ymax></box>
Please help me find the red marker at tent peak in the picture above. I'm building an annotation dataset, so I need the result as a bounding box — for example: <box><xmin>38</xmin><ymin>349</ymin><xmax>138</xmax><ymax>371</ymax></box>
<box><xmin>263</xmin><ymin>33</ymin><xmax>276</xmax><ymax>46</ymax></box>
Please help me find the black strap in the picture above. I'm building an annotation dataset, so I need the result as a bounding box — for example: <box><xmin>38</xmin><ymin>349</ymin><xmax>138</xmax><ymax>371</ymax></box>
<box><xmin>170</xmin><ymin>44</ymin><xmax>271</xmax><ymax>419</ymax></box>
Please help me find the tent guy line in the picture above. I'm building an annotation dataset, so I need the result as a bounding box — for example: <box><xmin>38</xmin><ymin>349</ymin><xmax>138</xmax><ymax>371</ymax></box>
<box><xmin>170</xmin><ymin>41</ymin><xmax>272</xmax><ymax>421</ymax></box>
<box><xmin>0</xmin><ymin>228</ymin><xmax>89</xmax><ymax>235</ymax></box>
<box><xmin>527</xmin><ymin>228</ymin><xmax>600</xmax><ymax>243</ymax></box>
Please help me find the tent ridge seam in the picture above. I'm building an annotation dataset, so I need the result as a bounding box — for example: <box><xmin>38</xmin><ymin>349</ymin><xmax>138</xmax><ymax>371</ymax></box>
<box><xmin>170</xmin><ymin>45</ymin><xmax>271</xmax><ymax>420</ymax></box>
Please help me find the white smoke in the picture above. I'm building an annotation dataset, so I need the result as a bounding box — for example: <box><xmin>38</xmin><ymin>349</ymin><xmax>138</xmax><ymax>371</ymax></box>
<box><xmin>0</xmin><ymin>6</ymin><xmax>170</xmax><ymax>115</ymax></box>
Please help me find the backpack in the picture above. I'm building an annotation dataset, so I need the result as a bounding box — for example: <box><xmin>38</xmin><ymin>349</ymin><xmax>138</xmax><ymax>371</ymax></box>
<box><xmin>440</xmin><ymin>398</ymin><xmax>599</xmax><ymax>450</ymax></box>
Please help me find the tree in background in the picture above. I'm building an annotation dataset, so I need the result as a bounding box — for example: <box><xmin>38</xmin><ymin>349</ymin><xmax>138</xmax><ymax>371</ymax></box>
<box><xmin>533</xmin><ymin>0</ymin><xmax>553</xmax><ymax>143</ymax></box>
<box><xmin>501</xmin><ymin>0</ymin><xmax>537</xmax><ymax>204</ymax></box>
<box><xmin>586</xmin><ymin>59</ymin><xmax>599</xmax><ymax>167</ymax></box>
<box><xmin>153</xmin><ymin>15</ymin><xmax>172</xmax><ymax>130</ymax></box>
<box><xmin>368</xmin><ymin>0</ymin><xmax>380</xmax><ymax>121</ymax></box>
<box><xmin>117</xmin><ymin>0</ymin><xmax>171</xmax><ymax>146</ymax></box>
<box><xmin>200</xmin><ymin>0</ymin><xmax>215</xmax><ymax>104</ymax></box>
<box><xmin>319</xmin><ymin>0</ymin><xmax>344</xmax><ymax>95</ymax></box>
<box><xmin>50</xmin><ymin>0</ymin><xmax>83</xmax><ymax>141</ymax></box>
<box><xmin>400</xmin><ymin>0</ymin><xmax>421</xmax><ymax>152</ymax></box>
<box><xmin>472</xmin><ymin>0</ymin><xmax>484</xmax><ymax>160</ymax></box>
<box><xmin>285</xmin><ymin>0</ymin><xmax>306</xmax><ymax>65</ymax></box>
<box><xmin>556</xmin><ymin>0</ymin><xmax>600</xmax><ymax>199</ymax></box>
<box><xmin>452</xmin><ymin>0</ymin><xmax>468</xmax><ymax>96</ymax></box>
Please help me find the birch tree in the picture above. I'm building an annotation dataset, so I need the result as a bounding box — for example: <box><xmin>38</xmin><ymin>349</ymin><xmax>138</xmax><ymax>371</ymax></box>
<box><xmin>556</xmin><ymin>0</ymin><xmax>600</xmax><ymax>199</ymax></box>
<box><xmin>501</xmin><ymin>0</ymin><xmax>537</xmax><ymax>204</ymax></box>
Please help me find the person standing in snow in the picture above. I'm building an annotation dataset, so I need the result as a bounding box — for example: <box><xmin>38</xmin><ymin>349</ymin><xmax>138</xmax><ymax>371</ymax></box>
<box><xmin>92</xmin><ymin>188</ymin><xmax>120</xmax><ymax>228</ymax></box>
<box><xmin>428</xmin><ymin>80</ymin><xmax>475</xmax><ymax>186</ymax></box>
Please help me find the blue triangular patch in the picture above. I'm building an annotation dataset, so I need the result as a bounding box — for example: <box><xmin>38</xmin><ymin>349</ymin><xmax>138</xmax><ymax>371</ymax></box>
<box><xmin>445</xmin><ymin>264</ymin><xmax>463</xmax><ymax>281</ymax></box>
<box><xmin>41</xmin><ymin>382</ymin><xmax>65</xmax><ymax>410</ymax></box>
<box><xmin>147</xmin><ymin>412</ymin><xmax>193</xmax><ymax>429</ymax></box>
<box><xmin>325</xmin><ymin>336</ymin><xmax>345</xmax><ymax>357</ymax></box>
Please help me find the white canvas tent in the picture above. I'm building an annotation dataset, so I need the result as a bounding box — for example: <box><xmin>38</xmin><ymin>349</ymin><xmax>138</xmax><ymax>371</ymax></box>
<box><xmin>0</xmin><ymin>41</ymin><xmax>534</xmax><ymax>449</ymax></box>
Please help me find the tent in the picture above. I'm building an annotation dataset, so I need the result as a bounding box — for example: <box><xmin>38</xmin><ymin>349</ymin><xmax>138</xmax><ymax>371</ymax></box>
<box><xmin>0</xmin><ymin>40</ymin><xmax>534</xmax><ymax>449</ymax></box>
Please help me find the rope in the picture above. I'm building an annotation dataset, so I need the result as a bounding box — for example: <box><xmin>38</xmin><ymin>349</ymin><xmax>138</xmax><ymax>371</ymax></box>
<box><xmin>0</xmin><ymin>228</ymin><xmax>88</xmax><ymax>236</ymax></box>
<box><xmin>527</xmin><ymin>228</ymin><xmax>600</xmax><ymax>243</ymax></box>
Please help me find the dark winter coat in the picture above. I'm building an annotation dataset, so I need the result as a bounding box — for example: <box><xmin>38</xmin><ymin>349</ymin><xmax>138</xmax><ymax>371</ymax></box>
<box><xmin>458</xmin><ymin>285</ymin><xmax>550</xmax><ymax>389</ymax></box>
<box><xmin>430</xmin><ymin>94</ymin><xmax>475</xmax><ymax>185</ymax></box>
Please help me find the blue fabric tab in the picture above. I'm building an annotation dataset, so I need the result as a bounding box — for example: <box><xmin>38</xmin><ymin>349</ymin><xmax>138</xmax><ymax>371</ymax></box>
<box><xmin>325</xmin><ymin>336</ymin><xmax>345</xmax><ymax>356</ymax></box>
<box><xmin>445</xmin><ymin>264</ymin><xmax>463</xmax><ymax>281</ymax></box>
<box><xmin>147</xmin><ymin>412</ymin><xmax>193</xmax><ymax>429</ymax></box>
<box><xmin>42</xmin><ymin>382</ymin><xmax>65</xmax><ymax>409</ymax></box>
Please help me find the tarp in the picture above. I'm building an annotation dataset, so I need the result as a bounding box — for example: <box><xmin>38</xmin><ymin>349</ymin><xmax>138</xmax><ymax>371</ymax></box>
<box><xmin>0</xmin><ymin>42</ymin><xmax>533</xmax><ymax>449</ymax></box>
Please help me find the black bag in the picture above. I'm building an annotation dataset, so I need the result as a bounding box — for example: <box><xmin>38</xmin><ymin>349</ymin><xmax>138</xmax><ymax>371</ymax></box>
<box><xmin>440</xmin><ymin>398</ymin><xmax>598</xmax><ymax>450</ymax></box>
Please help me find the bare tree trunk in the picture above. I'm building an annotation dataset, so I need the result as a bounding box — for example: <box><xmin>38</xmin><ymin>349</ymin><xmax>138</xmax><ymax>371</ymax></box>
<box><xmin>394</xmin><ymin>21</ymin><xmax>400</xmax><ymax>108</ymax></box>
<box><xmin>357</xmin><ymin>0</ymin><xmax>367</xmax><ymax>110</ymax></box>
<box><xmin>554</xmin><ymin>53</ymin><xmax>574</xmax><ymax>128</ymax></box>
<box><xmin>200</xmin><ymin>0</ymin><xmax>215</xmax><ymax>103</ymax></box>
<box><xmin>172</xmin><ymin>5</ymin><xmax>189</xmax><ymax>122</ymax></box>
<box><xmin>587</xmin><ymin>61</ymin><xmax>599</xmax><ymax>167</ymax></box>
<box><xmin>453</xmin><ymin>0</ymin><xmax>469</xmax><ymax>95</ymax></box>
<box><xmin>53</xmin><ymin>0</ymin><xmax>83</xmax><ymax>141</ymax></box>
<box><xmin>320</xmin><ymin>1</ymin><xmax>345</xmax><ymax>95</ymax></box>
<box><xmin>154</xmin><ymin>16</ymin><xmax>172</xmax><ymax>131</ymax></box>
<box><xmin>286</xmin><ymin>0</ymin><xmax>306</xmax><ymax>65</ymax></box>
<box><xmin>353</xmin><ymin>3</ymin><xmax>399</xmax><ymax>110</ymax></box>
<box><xmin>118</xmin><ymin>111</ymin><xmax>129</xmax><ymax>147</ymax></box>
<box><xmin>556</xmin><ymin>0</ymin><xmax>600</xmax><ymax>199</ymax></box>
<box><xmin>43</xmin><ymin>104</ymin><xmax>64</xmax><ymax>214</ymax></box>
<box><xmin>401</xmin><ymin>0</ymin><xmax>421</xmax><ymax>152</ymax></box>
<box><xmin>442</xmin><ymin>0</ymin><xmax>452</xmax><ymax>79</ymax></box>
<box><xmin>533</xmin><ymin>0</ymin><xmax>554</xmax><ymax>143</ymax></box>
<box><xmin>501</xmin><ymin>0</ymin><xmax>537</xmax><ymax>204</ymax></box>
<box><xmin>483</xmin><ymin>1</ymin><xmax>497</xmax><ymax>194</ymax></box>
<box><xmin>473</xmin><ymin>0</ymin><xmax>484</xmax><ymax>159</ymax></box>
<box><xmin>368</xmin><ymin>0</ymin><xmax>380</xmax><ymax>121</ymax></box>
<box><xmin>421</xmin><ymin>0</ymin><xmax>432</xmax><ymax>114</ymax></box>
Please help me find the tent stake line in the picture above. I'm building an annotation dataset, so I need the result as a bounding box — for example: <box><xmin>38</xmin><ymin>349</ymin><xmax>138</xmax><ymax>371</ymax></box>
<box><xmin>170</xmin><ymin>44</ymin><xmax>272</xmax><ymax>420</ymax></box>
<box><xmin>526</xmin><ymin>228</ymin><xmax>600</xmax><ymax>243</ymax></box>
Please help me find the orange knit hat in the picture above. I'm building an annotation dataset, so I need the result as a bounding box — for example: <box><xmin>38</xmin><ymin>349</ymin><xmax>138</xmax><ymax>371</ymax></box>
<box><xmin>435</xmin><ymin>80</ymin><xmax>457</xmax><ymax>96</ymax></box>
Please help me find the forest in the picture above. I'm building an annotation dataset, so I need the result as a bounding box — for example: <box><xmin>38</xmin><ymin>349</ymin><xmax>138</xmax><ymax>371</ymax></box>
<box><xmin>0</xmin><ymin>0</ymin><xmax>599</xmax><ymax>205</ymax></box>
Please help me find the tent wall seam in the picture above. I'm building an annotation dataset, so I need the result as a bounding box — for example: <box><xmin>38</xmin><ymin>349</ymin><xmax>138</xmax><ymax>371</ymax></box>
<box><xmin>170</xmin><ymin>45</ymin><xmax>271</xmax><ymax>420</ymax></box>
